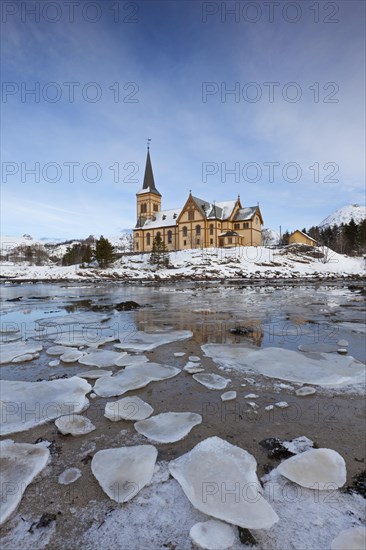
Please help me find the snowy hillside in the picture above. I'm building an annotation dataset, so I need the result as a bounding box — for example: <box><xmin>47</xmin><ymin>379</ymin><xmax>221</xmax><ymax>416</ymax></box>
<box><xmin>319</xmin><ymin>204</ymin><xmax>366</xmax><ymax>228</ymax></box>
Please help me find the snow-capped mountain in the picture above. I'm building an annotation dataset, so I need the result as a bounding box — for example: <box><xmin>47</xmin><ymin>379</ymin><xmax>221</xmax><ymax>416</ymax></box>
<box><xmin>319</xmin><ymin>204</ymin><xmax>366</xmax><ymax>228</ymax></box>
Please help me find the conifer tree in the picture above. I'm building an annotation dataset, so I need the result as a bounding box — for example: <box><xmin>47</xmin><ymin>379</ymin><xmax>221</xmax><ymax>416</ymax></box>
<box><xmin>149</xmin><ymin>234</ymin><xmax>169</xmax><ymax>268</ymax></box>
<box><xmin>94</xmin><ymin>236</ymin><xmax>115</xmax><ymax>268</ymax></box>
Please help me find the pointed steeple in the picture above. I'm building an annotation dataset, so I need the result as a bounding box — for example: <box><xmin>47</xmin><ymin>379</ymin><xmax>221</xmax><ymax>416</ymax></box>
<box><xmin>141</xmin><ymin>145</ymin><xmax>161</xmax><ymax>196</ymax></box>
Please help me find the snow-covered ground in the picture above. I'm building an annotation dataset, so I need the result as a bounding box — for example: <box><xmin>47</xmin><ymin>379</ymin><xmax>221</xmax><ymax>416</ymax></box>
<box><xmin>1</xmin><ymin>245</ymin><xmax>364</xmax><ymax>281</ymax></box>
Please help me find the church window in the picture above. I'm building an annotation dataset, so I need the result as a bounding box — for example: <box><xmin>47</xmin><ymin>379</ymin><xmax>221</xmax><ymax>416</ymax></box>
<box><xmin>182</xmin><ymin>226</ymin><xmax>187</xmax><ymax>237</ymax></box>
<box><xmin>243</xmin><ymin>222</ymin><xmax>249</xmax><ymax>229</ymax></box>
<box><xmin>156</xmin><ymin>231</ymin><xmax>161</xmax><ymax>240</ymax></box>
<box><xmin>153</xmin><ymin>204</ymin><xmax>158</xmax><ymax>212</ymax></box>
<box><xmin>210</xmin><ymin>238</ymin><xmax>213</xmax><ymax>244</ymax></box>
<box><xmin>228</xmin><ymin>237</ymin><xmax>232</xmax><ymax>244</ymax></box>
<box><xmin>183</xmin><ymin>240</ymin><xmax>187</xmax><ymax>246</ymax></box>
<box><xmin>167</xmin><ymin>230</ymin><xmax>172</xmax><ymax>243</ymax></box>
<box><xmin>195</xmin><ymin>225</ymin><xmax>201</xmax><ymax>236</ymax></box>
<box><xmin>234</xmin><ymin>223</ymin><xmax>240</xmax><ymax>229</ymax></box>
<box><xmin>188</xmin><ymin>209</ymin><xmax>195</xmax><ymax>221</ymax></box>
<box><xmin>209</xmin><ymin>224</ymin><xmax>214</xmax><ymax>235</ymax></box>
<box><xmin>196</xmin><ymin>239</ymin><xmax>200</xmax><ymax>245</ymax></box>
<box><xmin>141</xmin><ymin>203</ymin><xmax>147</xmax><ymax>214</ymax></box>
<box><xmin>146</xmin><ymin>233</ymin><xmax>151</xmax><ymax>245</ymax></box>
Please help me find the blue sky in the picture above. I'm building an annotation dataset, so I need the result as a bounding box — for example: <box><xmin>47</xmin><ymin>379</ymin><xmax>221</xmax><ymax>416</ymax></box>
<box><xmin>1</xmin><ymin>0</ymin><xmax>365</xmax><ymax>239</ymax></box>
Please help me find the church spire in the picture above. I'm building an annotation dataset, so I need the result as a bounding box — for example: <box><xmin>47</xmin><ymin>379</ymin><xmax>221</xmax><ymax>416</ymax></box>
<box><xmin>142</xmin><ymin>142</ymin><xmax>161</xmax><ymax>196</ymax></box>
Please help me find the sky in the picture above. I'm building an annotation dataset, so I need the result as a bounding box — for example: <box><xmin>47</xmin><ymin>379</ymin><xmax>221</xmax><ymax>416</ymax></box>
<box><xmin>1</xmin><ymin>0</ymin><xmax>365</xmax><ymax>240</ymax></box>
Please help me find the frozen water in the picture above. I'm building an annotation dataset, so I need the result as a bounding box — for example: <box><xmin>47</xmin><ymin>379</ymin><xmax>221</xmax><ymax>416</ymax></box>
<box><xmin>94</xmin><ymin>363</ymin><xmax>180</xmax><ymax>398</ymax></box>
<box><xmin>55</xmin><ymin>414</ymin><xmax>96</xmax><ymax>436</ymax></box>
<box><xmin>192</xmin><ymin>373</ymin><xmax>231</xmax><ymax>390</ymax></box>
<box><xmin>202</xmin><ymin>344</ymin><xmax>365</xmax><ymax>388</ymax></box>
<box><xmin>11</xmin><ymin>353</ymin><xmax>34</xmax><ymax>363</ymax></box>
<box><xmin>174</xmin><ymin>352</ymin><xmax>186</xmax><ymax>357</ymax></box>
<box><xmin>48</xmin><ymin>359</ymin><xmax>60</xmax><ymax>367</ymax></box>
<box><xmin>336</xmin><ymin>322</ymin><xmax>366</xmax><ymax>334</ymax></box>
<box><xmin>60</xmin><ymin>350</ymin><xmax>85</xmax><ymax>363</ymax></box>
<box><xmin>283</xmin><ymin>436</ymin><xmax>314</xmax><ymax>455</ymax></box>
<box><xmin>275</xmin><ymin>402</ymin><xmax>289</xmax><ymax>408</ymax></box>
<box><xmin>46</xmin><ymin>345</ymin><xmax>72</xmax><ymax>356</ymax></box>
<box><xmin>58</xmin><ymin>467</ymin><xmax>82</xmax><ymax>485</ymax></box>
<box><xmin>77</xmin><ymin>369</ymin><xmax>112</xmax><ymax>379</ymax></box>
<box><xmin>0</xmin><ymin>441</ymin><xmax>50</xmax><ymax>525</ymax></box>
<box><xmin>331</xmin><ymin>527</ymin><xmax>366</xmax><ymax>550</ymax></box>
<box><xmin>265</xmin><ymin>405</ymin><xmax>274</xmax><ymax>411</ymax></box>
<box><xmin>337</xmin><ymin>339</ymin><xmax>349</xmax><ymax>347</ymax></box>
<box><xmin>113</xmin><ymin>353</ymin><xmax>147</xmax><ymax>367</ymax></box>
<box><xmin>298</xmin><ymin>344</ymin><xmax>338</xmax><ymax>353</ymax></box>
<box><xmin>296</xmin><ymin>386</ymin><xmax>316</xmax><ymax>396</ymax></box>
<box><xmin>105</xmin><ymin>396</ymin><xmax>153</xmax><ymax>421</ymax></box>
<box><xmin>36</xmin><ymin>312</ymin><xmax>111</xmax><ymax>326</ymax></box>
<box><xmin>189</xmin><ymin>356</ymin><xmax>201</xmax><ymax>362</ymax></box>
<box><xmin>134</xmin><ymin>412</ymin><xmax>202</xmax><ymax>443</ymax></box>
<box><xmin>189</xmin><ymin>519</ymin><xmax>236</xmax><ymax>550</ymax></box>
<box><xmin>91</xmin><ymin>445</ymin><xmax>157</xmax><ymax>503</ymax></box>
<box><xmin>78</xmin><ymin>350</ymin><xmax>128</xmax><ymax>368</ymax></box>
<box><xmin>221</xmin><ymin>391</ymin><xmax>237</xmax><ymax>401</ymax></box>
<box><xmin>183</xmin><ymin>361</ymin><xmax>205</xmax><ymax>374</ymax></box>
<box><xmin>55</xmin><ymin>335</ymin><xmax>118</xmax><ymax>348</ymax></box>
<box><xmin>113</xmin><ymin>329</ymin><xmax>193</xmax><ymax>352</ymax></box>
<box><xmin>0</xmin><ymin>342</ymin><xmax>43</xmax><ymax>364</ymax></box>
<box><xmin>0</xmin><ymin>377</ymin><xmax>92</xmax><ymax>435</ymax></box>
<box><xmin>277</xmin><ymin>448</ymin><xmax>346</xmax><ymax>489</ymax></box>
<box><xmin>169</xmin><ymin>436</ymin><xmax>279</xmax><ymax>529</ymax></box>
<box><xmin>244</xmin><ymin>393</ymin><xmax>259</xmax><ymax>399</ymax></box>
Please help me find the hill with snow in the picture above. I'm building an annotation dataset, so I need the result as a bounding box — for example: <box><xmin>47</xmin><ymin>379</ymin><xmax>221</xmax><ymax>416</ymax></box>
<box><xmin>319</xmin><ymin>204</ymin><xmax>366</xmax><ymax>228</ymax></box>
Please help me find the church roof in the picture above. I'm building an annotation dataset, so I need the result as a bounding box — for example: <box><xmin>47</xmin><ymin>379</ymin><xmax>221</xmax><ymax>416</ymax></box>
<box><xmin>190</xmin><ymin>197</ymin><xmax>238</xmax><ymax>220</ymax></box>
<box><xmin>139</xmin><ymin>208</ymin><xmax>183</xmax><ymax>229</ymax></box>
<box><xmin>137</xmin><ymin>149</ymin><xmax>161</xmax><ymax>196</ymax></box>
<box><xmin>233</xmin><ymin>206</ymin><xmax>258</xmax><ymax>221</ymax></box>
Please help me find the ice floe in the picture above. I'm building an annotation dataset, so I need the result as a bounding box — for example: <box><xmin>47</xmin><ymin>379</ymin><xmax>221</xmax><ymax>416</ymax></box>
<box><xmin>295</xmin><ymin>386</ymin><xmax>316</xmax><ymax>396</ymax></box>
<box><xmin>169</xmin><ymin>436</ymin><xmax>279</xmax><ymax>529</ymax></box>
<box><xmin>189</xmin><ymin>519</ymin><xmax>236</xmax><ymax>550</ymax></box>
<box><xmin>134</xmin><ymin>412</ymin><xmax>202</xmax><ymax>443</ymax></box>
<box><xmin>221</xmin><ymin>391</ymin><xmax>237</xmax><ymax>401</ymax></box>
<box><xmin>0</xmin><ymin>342</ymin><xmax>43</xmax><ymax>364</ymax></box>
<box><xmin>192</xmin><ymin>373</ymin><xmax>230</xmax><ymax>390</ymax></box>
<box><xmin>189</xmin><ymin>356</ymin><xmax>201</xmax><ymax>362</ymax></box>
<box><xmin>48</xmin><ymin>359</ymin><xmax>60</xmax><ymax>367</ymax></box>
<box><xmin>275</xmin><ymin>401</ymin><xmax>289</xmax><ymax>409</ymax></box>
<box><xmin>105</xmin><ymin>396</ymin><xmax>153</xmax><ymax>421</ymax></box>
<box><xmin>46</xmin><ymin>345</ymin><xmax>72</xmax><ymax>356</ymax></box>
<box><xmin>77</xmin><ymin>369</ymin><xmax>112</xmax><ymax>379</ymax></box>
<box><xmin>58</xmin><ymin>467</ymin><xmax>82</xmax><ymax>485</ymax></box>
<box><xmin>78</xmin><ymin>350</ymin><xmax>128</xmax><ymax>368</ymax></box>
<box><xmin>174</xmin><ymin>352</ymin><xmax>186</xmax><ymax>357</ymax></box>
<box><xmin>0</xmin><ymin>441</ymin><xmax>50</xmax><ymax>525</ymax></box>
<box><xmin>277</xmin><ymin>448</ymin><xmax>346</xmax><ymax>489</ymax></box>
<box><xmin>113</xmin><ymin>329</ymin><xmax>192</xmax><ymax>352</ymax></box>
<box><xmin>336</xmin><ymin>322</ymin><xmax>366</xmax><ymax>334</ymax></box>
<box><xmin>60</xmin><ymin>350</ymin><xmax>85</xmax><ymax>363</ymax></box>
<box><xmin>91</xmin><ymin>445</ymin><xmax>157</xmax><ymax>502</ymax></box>
<box><xmin>331</xmin><ymin>526</ymin><xmax>366</xmax><ymax>550</ymax></box>
<box><xmin>55</xmin><ymin>414</ymin><xmax>96</xmax><ymax>436</ymax></box>
<box><xmin>202</xmin><ymin>344</ymin><xmax>365</xmax><ymax>388</ymax></box>
<box><xmin>11</xmin><ymin>353</ymin><xmax>34</xmax><ymax>363</ymax></box>
<box><xmin>54</xmin><ymin>335</ymin><xmax>118</xmax><ymax>348</ymax></box>
<box><xmin>298</xmin><ymin>343</ymin><xmax>339</xmax><ymax>353</ymax></box>
<box><xmin>93</xmin><ymin>362</ymin><xmax>180</xmax><ymax>398</ymax></box>
<box><xmin>183</xmin><ymin>361</ymin><xmax>205</xmax><ymax>374</ymax></box>
<box><xmin>0</xmin><ymin>377</ymin><xmax>92</xmax><ymax>435</ymax></box>
<box><xmin>113</xmin><ymin>353</ymin><xmax>148</xmax><ymax>367</ymax></box>
<box><xmin>36</xmin><ymin>312</ymin><xmax>111</xmax><ymax>327</ymax></box>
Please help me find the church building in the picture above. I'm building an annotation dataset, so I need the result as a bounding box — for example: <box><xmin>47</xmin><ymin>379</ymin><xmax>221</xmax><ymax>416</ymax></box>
<box><xmin>133</xmin><ymin>147</ymin><xmax>263</xmax><ymax>252</ymax></box>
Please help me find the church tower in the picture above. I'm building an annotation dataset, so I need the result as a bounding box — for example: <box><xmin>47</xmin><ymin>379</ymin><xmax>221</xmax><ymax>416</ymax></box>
<box><xmin>136</xmin><ymin>145</ymin><xmax>161</xmax><ymax>225</ymax></box>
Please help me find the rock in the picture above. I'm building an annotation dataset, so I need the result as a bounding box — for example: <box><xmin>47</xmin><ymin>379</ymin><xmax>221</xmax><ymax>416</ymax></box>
<box><xmin>238</xmin><ymin>527</ymin><xmax>257</xmax><ymax>546</ymax></box>
<box><xmin>275</xmin><ymin>401</ymin><xmax>289</xmax><ymax>408</ymax></box>
<box><xmin>259</xmin><ymin>438</ymin><xmax>292</xmax><ymax>460</ymax></box>
<box><xmin>114</xmin><ymin>301</ymin><xmax>141</xmax><ymax>311</ymax></box>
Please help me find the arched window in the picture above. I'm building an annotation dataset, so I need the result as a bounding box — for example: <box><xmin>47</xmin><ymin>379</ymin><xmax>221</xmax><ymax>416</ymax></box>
<box><xmin>195</xmin><ymin>225</ymin><xmax>201</xmax><ymax>236</ymax></box>
<box><xmin>209</xmin><ymin>224</ymin><xmax>214</xmax><ymax>235</ymax></box>
<box><xmin>140</xmin><ymin>203</ymin><xmax>147</xmax><ymax>214</ymax></box>
<box><xmin>182</xmin><ymin>226</ymin><xmax>187</xmax><ymax>237</ymax></box>
<box><xmin>156</xmin><ymin>231</ymin><xmax>161</xmax><ymax>241</ymax></box>
<box><xmin>146</xmin><ymin>233</ymin><xmax>151</xmax><ymax>246</ymax></box>
<box><xmin>167</xmin><ymin>230</ymin><xmax>172</xmax><ymax>244</ymax></box>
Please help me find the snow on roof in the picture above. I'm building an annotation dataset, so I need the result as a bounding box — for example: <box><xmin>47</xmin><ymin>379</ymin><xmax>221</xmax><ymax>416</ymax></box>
<box><xmin>140</xmin><ymin>208</ymin><xmax>183</xmax><ymax>229</ymax></box>
<box><xmin>234</xmin><ymin>206</ymin><xmax>257</xmax><ymax>221</ymax></box>
<box><xmin>214</xmin><ymin>201</ymin><xmax>237</xmax><ymax>220</ymax></box>
<box><xmin>136</xmin><ymin>186</ymin><xmax>161</xmax><ymax>196</ymax></box>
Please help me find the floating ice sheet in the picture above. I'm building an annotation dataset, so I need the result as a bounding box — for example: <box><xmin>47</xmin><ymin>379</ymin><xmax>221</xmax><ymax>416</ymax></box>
<box><xmin>277</xmin><ymin>448</ymin><xmax>346</xmax><ymax>489</ymax></box>
<box><xmin>94</xmin><ymin>363</ymin><xmax>180</xmax><ymax>398</ymax></box>
<box><xmin>77</xmin><ymin>369</ymin><xmax>112</xmax><ymax>379</ymax></box>
<box><xmin>46</xmin><ymin>345</ymin><xmax>72</xmax><ymax>356</ymax></box>
<box><xmin>61</xmin><ymin>350</ymin><xmax>85</xmax><ymax>363</ymax></box>
<box><xmin>202</xmin><ymin>344</ymin><xmax>365</xmax><ymax>388</ymax></box>
<box><xmin>183</xmin><ymin>361</ymin><xmax>205</xmax><ymax>374</ymax></box>
<box><xmin>58</xmin><ymin>467</ymin><xmax>82</xmax><ymax>485</ymax></box>
<box><xmin>105</xmin><ymin>396</ymin><xmax>153</xmax><ymax>421</ymax></box>
<box><xmin>113</xmin><ymin>330</ymin><xmax>193</xmax><ymax>352</ymax></box>
<box><xmin>192</xmin><ymin>373</ymin><xmax>230</xmax><ymax>390</ymax></box>
<box><xmin>113</xmin><ymin>354</ymin><xmax>148</xmax><ymax>367</ymax></box>
<box><xmin>36</xmin><ymin>312</ymin><xmax>111</xmax><ymax>327</ymax></box>
<box><xmin>221</xmin><ymin>391</ymin><xmax>237</xmax><ymax>401</ymax></box>
<box><xmin>54</xmin><ymin>335</ymin><xmax>118</xmax><ymax>348</ymax></box>
<box><xmin>0</xmin><ymin>377</ymin><xmax>92</xmax><ymax>435</ymax></box>
<box><xmin>0</xmin><ymin>342</ymin><xmax>43</xmax><ymax>364</ymax></box>
<box><xmin>336</xmin><ymin>322</ymin><xmax>366</xmax><ymax>334</ymax></box>
<box><xmin>169</xmin><ymin>436</ymin><xmax>279</xmax><ymax>529</ymax></box>
<box><xmin>78</xmin><ymin>350</ymin><xmax>128</xmax><ymax>368</ymax></box>
<box><xmin>0</xmin><ymin>441</ymin><xmax>50</xmax><ymax>525</ymax></box>
<box><xmin>134</xmin><ymin>412</ymin><xmax>202</xmax><ymax>443</ymax></box>
<box><xmin>91</xmin><ymin>445</ymin><xmax>157</xmax><ymax>503</ymax></box>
